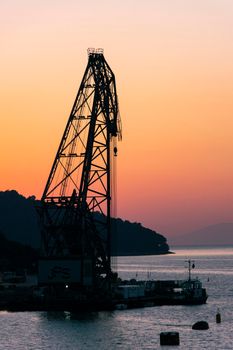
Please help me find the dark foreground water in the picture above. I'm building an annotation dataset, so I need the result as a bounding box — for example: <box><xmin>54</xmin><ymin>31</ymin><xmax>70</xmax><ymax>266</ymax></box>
<box><xmin>1</xmin><ymin>246</ymin><xmax>233</xmax><ymax>349</ymax></box>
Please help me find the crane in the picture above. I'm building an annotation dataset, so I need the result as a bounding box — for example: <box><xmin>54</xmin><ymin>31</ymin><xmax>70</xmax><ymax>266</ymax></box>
<box><xmin>37</xmin><ymin>48</ymin><xmax>122</xmax><ymax>294</ymax></box>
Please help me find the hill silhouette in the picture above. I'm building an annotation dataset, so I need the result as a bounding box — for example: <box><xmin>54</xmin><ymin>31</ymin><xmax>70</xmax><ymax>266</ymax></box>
<box><xmin>0</xmin><ymin>190</ymin><xmax>170</xmax><ymax>255</ymax></box>
<box><xmin>0</xmin><ymin>190</ymin><xmax>40</xmax><ymax>247</ymax></box>
<box><xmin>111</xmin><ymin>219</ymin><xmax>169</xmax><ymax>255</ymax></box>
<box><xmin>0</xmin><ymin>231</ymin><xmax>38</xmax><ymax>271</ymax></box>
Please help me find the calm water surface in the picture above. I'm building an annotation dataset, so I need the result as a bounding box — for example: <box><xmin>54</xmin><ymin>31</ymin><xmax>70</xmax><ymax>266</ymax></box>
<box><xmin>0</xmin><ymin>246</ymin><xmax>233</xmax><ymax>349</ymax></box>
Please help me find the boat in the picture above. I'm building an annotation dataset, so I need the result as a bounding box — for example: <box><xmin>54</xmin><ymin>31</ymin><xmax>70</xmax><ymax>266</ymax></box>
<box><xmin>112</xmin><ymin>277</ymin><xmax>207</xmax><ymax>308</ymax></box>
<box><xmin>144</xmin><ymin>277</ymin><xmax>208</xmax><ymax>305</ymax></box>
<box><xmin>112</xmin><ymin>260</ymin><xmax>208</xmax><ymax>308</ymax></box>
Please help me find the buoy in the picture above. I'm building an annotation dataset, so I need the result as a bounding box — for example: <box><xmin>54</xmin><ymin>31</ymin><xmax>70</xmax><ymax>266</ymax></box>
<box><xmin>216</xmin><ymin>310</ymin><xmax>221</xmax><ymax>323</ymax></box>
<box><xmin>192</xmin><ymin>321</ymin><xmax>209</xmax><ymax>330</ymax></box>
<box><xmin>160</xmin><ymin>332</ymin><xmax>180</xmax><ymax>346</ymax></box>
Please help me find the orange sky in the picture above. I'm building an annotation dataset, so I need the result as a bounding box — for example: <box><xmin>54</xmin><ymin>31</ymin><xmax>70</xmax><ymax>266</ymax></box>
<box><xmin>1</xmin><ymin>0</ymin><xmax>233</xmax><ymax>237</ymax></box>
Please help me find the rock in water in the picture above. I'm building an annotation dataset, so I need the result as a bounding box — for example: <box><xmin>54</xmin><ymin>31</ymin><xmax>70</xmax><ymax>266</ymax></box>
<box><xmin>192</xmin><ymin>321</ymin><xmax>209</xmax><ymax>330</ymax></box>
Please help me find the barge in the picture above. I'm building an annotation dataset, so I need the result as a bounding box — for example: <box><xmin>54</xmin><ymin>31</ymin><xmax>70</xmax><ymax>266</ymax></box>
<box><xmin>113</xmin><ymin>277</ymin><xmax>208</xmax><ymax>309</ymax></box>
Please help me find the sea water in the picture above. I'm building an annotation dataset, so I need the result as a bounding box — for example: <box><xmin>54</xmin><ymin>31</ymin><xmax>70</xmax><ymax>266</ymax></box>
<box><xmin>0</xmin><ymin>246</ymin><xmax>233</xmax><ymax>349</ymax></box>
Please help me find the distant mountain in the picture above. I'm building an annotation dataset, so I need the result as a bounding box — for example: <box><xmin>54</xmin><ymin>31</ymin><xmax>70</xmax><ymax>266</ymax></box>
<box><xmin>169</xmin><ymin>223</ymin><xmax>233</xmax><ymax>246</ymax></box>
<box><xmin>0</xmin><ymin>190</ymin><xmax>170</xmax><ymax>255</ymax></box>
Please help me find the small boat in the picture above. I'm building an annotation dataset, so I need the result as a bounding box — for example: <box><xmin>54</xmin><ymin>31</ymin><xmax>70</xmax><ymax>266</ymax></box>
<box><xmin>143</xmin><ymin>277</ymin><xmax>208</xmax><ymax>305</ymax></box>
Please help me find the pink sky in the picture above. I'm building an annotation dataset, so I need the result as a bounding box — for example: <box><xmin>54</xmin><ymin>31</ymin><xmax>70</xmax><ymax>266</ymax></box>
<box><xmin>1</xmin><ymin>1</ymin><xmax>233</xmax><ymax>236</ymax></box>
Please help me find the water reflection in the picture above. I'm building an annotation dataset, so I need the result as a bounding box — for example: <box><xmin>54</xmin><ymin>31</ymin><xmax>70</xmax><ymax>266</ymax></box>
<box><xmin>44</xmin><ymin>310</ymin><xmax>114</xmax><ymax>322</ymax></box>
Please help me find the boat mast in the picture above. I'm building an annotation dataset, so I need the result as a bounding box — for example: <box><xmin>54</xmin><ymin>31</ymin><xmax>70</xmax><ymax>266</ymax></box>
<box><xmin>186</xmin><ymin>259</ymin><xmax>195</xmax><ymax>281</ymax></box>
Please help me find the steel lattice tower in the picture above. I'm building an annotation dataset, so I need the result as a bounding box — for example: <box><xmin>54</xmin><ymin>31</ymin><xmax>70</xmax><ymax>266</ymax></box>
<box><xmin>38</xmin><ymin>48</ymin><xmax>122</xmax><ymax>289</ymax></box>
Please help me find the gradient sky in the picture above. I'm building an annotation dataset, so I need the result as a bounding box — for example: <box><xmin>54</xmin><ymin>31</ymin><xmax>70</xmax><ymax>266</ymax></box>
<box><xmin>1</xmin><ymin>0</ymin><xmax>233</xmax><ymax>237</ymax></box>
